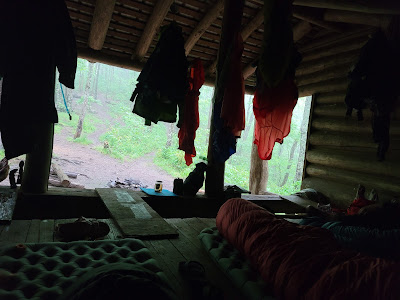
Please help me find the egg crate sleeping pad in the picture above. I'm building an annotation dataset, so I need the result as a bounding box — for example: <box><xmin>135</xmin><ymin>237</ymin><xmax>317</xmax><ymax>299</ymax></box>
<box><xmin>0</xmin><ymin>239</ymin><xmax>168</xmax><ymax>300</ymax></box>
<box><xmin>199</xmin><ymin>227</ymin><xmax>275</xmax><ymax>300</ymax></box>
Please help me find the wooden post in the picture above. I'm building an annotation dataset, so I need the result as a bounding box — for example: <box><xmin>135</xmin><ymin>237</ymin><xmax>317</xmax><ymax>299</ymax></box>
<box><xmin>88</xmin><ymin>0</ymin><xmax>116</xmax><ymax>50</ymax></box>
<box><xmin>21</xmin><ymin>123</ymin><xmax>54</xmax><ymax>194</ymax></box>
<box><xmin>249</xmin><ymin>133</ymin><xmax>268</xmax><ymax>194</ymax></box>
<box><xmin>205</xmin><ymin>0</ymin><xmax>245</xmax><ymax>197</ymax></box>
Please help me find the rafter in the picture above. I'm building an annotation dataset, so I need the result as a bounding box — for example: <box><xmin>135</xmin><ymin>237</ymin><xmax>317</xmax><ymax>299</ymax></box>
<box><xmin>324</xmin><ymin>9</ymin><xmax>392</xmax><ymax>28</ymax></box>
<box><xmin>132</xmin><ymin>0</ymin><xmax>174</xmax><ymax>61</ymax></box>
<box><xmin>293</xmin><ymin>7</ymin><xmax>343</xmax><ymax>32</ymax></box>
<box><xmin>184</xmin><ymin>0</ymin><xmax>224</xmax><ymax>56</ymax></box>
<box><xmin>243</xmin><ymin>20</ymin><xmax>312</xmax><ymax>80</ymax></box>
<box><xmin>293</xmin><ymin>0</ymin><xmax>400</xmax><ymax>15</ymax></box>
<box><xmin>88</xmin><ymin>0</ymin><xmax>116</xmax><ymax>50</ymax></box>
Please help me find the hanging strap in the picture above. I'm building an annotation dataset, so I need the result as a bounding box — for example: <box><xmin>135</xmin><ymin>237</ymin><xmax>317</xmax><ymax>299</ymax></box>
<box><xmin>60</xmin><ymin>82</ymin><xmax>72</xmax><ymax>120</ymax></box>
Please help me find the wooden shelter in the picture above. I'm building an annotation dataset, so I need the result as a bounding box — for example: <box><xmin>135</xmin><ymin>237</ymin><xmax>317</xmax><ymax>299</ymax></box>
<box><xmin>62</xmin><ymin>0</ymin><xmax>399</xmax><ymax>208</ymax></box>
<box><xmin>0</xmin><ymin>1</ymin><xmax>400</xmax><ymax>298</ymax></box>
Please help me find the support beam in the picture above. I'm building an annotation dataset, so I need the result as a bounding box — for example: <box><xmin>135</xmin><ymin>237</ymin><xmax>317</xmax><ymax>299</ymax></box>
<box><xmin>249</xmin><ymin>135</ymin><xmax>268</xmax><ymax>194</ymax></box>
<box><xmin>207</xmin><ymin>6</ymin><xmax>264</xmax><ymax>75</ymax></box>
<box><xmin>205</xmin><ymin>0</ymin><xmax>245</xmax><ymax>197</ymax></box>
<box><xmin>184</xmin><ymin>0</ymin><xmax>224</xmax><ymax>56</ymax></box>
<box><xmin>243</xmin><ymin>20</ymin><xmax>312</xmax><ymax>80</ymax></box>
<box><xmin>293</xmin><ymin>7</ymin><xmax>343</xmax><ymax>32</ymax></box>
<box><xmin>293</xmin><ymin>0</ymin><xmax>400</xmax><ymax>15</ymax></box>
<box><xmin>88</xmin><ymin>0</ymin><xmax>116</xmax><ymax>50</ymax></box>
<box><xmin>324</xmin><ymin>9</ymin><xmax>392</xmax><ymax>28</ymax></box>
<box><xmin>132</xmin><ymin>0</ymin><xmax>174</xmax><ymax>61</ymax></box>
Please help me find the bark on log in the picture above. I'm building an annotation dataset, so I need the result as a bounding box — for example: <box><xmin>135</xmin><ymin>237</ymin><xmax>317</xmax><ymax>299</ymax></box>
<box><xmin>249</xmin><ymin>141</ymin><xmax>269</xmax><ymax>194</ymax></box>
<box><xmin>313</xmin><ymin>103</ymin><xmax>373</xmax><ymax>119</ymax></box>
<box><xmin>185</xmin><ymin>0</ymin><xmax>224</xmax><ymax>56</ymax></box>
<box><xmin>306</xmin><ymin>164</ymin><xmax>400</xmax><ymax>194</ymax></box>
<box><xmin>311</xmin><ymin>117</ymin><xmax>372</xmax><ymax>134</ymax></box>
<box><xmin>50</xmin><ymin>170</ymin><xmax>78</xmax><ymax>179</ymax></box>
<box><xmin>301</xmin><ymin>37</ymin><xmax>368</xmax><ymax>62</ymax></box>
<box><xmin>296</xmin><ymin>64</ymin><xmax>350</xmax><ymax>86</ymax></box>
<box><xmin>132</xmin><ymin>0</ymin><xmax>174</xmax><ymax>61</ymax></box>
<box><xmin>306</xmin><ymin>148</ymin><xmax>400</xmax><ymax>179</ymax></box>
<box><xmin>293</xmin><ymin>0</ymin><xmax>400</xmax><ymax>15</ymax></box>
<box><xmin>299</xmin><ymin>27</ymin><xmax>374</xmax><ymax>54</ymax></box>
<box><xmin>298</xmin><ymin>78</ymin><xmax>349</xmax><ymax>97</ymax></box>
<box><xmin>296</xmin><ymin>50</ymin><xmax>359</xmax><ymax>76</ymax></box>
<box><xmin>324</xmin><ymin>9</ymin><xmax>392</xmax><ymax>28</ymax></box>
<box><xmin>51</xmin><ymin>163</ymin><xmax>71</xmax><ymax>187</ymax></box>
<box><xmin>314</xmin><ymin>92</ymin><xmax>346</xmax><ymax>104</ymax></box>
<box><xmin>88</xmin><ymin>0</ymin><xmax>116</xmax><ymax>50</ymax></box>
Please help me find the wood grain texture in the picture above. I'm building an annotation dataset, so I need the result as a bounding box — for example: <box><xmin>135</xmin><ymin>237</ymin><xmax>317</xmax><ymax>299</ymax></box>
<box><xmin>96</xmin><ymin>188</ymin><xmax>178</xmax><ymax>239</ymax></box>
<box><xmin>88</xmin><ymin>0</ymin><xmax>116</xmax><ymax>50</ymax></box>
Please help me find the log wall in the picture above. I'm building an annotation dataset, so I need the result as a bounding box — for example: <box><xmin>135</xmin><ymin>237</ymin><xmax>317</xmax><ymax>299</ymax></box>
<box><xmin>297</xmin><ymin>28</ymin><xmax>400</xmax><ymax>208</ymax></box>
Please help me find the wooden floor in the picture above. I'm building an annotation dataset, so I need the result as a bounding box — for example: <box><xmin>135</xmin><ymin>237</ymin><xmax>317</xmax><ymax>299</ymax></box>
<box><xmin>0</xmin><ymin>217</ymin><xmax>241</xmax><ymax>300</ymax></box>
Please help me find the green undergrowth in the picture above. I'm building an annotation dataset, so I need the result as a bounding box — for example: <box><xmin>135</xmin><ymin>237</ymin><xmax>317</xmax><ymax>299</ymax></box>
<box><xmin>67</xmin><ymin>135</ymin><xmax>93</xmax><ymax>145</ymax></box>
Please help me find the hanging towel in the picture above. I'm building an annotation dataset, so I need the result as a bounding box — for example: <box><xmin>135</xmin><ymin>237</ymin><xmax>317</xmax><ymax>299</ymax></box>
<box><xmin>178</xmin><ymin>59</ymin><xmax>205</xmax><ymax>166</ymax></box>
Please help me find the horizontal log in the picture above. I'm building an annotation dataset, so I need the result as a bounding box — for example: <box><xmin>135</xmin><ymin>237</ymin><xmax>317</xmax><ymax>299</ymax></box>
<box><xmin>298</xmin><ymin>78</ymin><xmax>349</xmax><ymax>97</ymax></box>
<box><xmin>293</xmin><ymin>7</ymin><xmax>343</xmax><ymax>32</ymax></box>
<box><xmin>51</xmin><ymin>163</ymin><xmax>70</xmax><ymax>187</ymax></box>
<box><xmin>301</xmin><ymin>37</ymin><xmax>367</xmax><ymax>62</ymax></box>
<box><xmin>306</xmin><ymin>164</ymin><xmax>400</xmax><ymax>194</ymax></box>
<box><xmin>296</xmin><ymin>50</ymin><xmax>359</xmax><ymax>76</ymax></box>
<box><xmin>306</xmin><ymin>148</ymin><xmax>400</xmax><ymax>179</ymax></box>
<box><xmin>312</xmin><ymin>117</ymin><xmax>372</xmax><ymax>134</ymax></box>
<box><xmin>313</xmin><ymin>103</ymin><xmax>351</xmax><ymax>118</ymax></box>
<box><xmin>324</xmin><ymin>9</ymin><xmax>392</xmax><ymax>28</ymax></box>
<box><xmin>315</xmin><ymin>92</ymin><xmax>346</xmax><ymax>104</ymax></box>
<box><xmin>294</xmin><ymin>0</ymin><xmax>400</xmax><ymax>15</ymax></box>
<box><xmin>301</xmin><ymin>177</ymin><xmax>394</xmax><ymax>209</ymax></box>
<box><xmin>48</xmin><ymin>179</ymin><xmax>85</xmax><ymax>189</ymax></box>
<box><xmin>309</xmin><ymin>131</ymin><xmax>400</xmax><ymax>149</ymax></box>
<box><xmin>296</xmin><ymin>64</ymin><xmax>350</xmax><ymax>86</ymax></box>
<box><xmin>299</xmin><ymin>27</ymin><xmax>375</xmax><ymax>53</ymax></box>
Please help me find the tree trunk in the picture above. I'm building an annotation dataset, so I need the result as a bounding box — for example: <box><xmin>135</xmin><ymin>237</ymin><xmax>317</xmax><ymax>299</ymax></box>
<box><xmin>74</xmin><ymin>62</ymin><xmax>94</xmax><ymax>139</ymax></box>
<box><xmin>94</xmin><ymin>63</ymin><xmax>100</xmax><ymax>99</ymax></box>
<box><xmin>295</xmin><ymin>97</ymin><xmax>312</xmax><ymax>181</ymax></box>
<box><xmin>165</xmin><ymin>123</ymin><xmax>176</xmax><ymax>148</ymax></box>
<box><xmin>279</xmin><ymin>140</ymin><xmax>299</xmax><ymax>187</ymax></box>
<box><xmin>249</xmin><ymin>137</ymin><xmax>269</xmax><ymax>194</ymax></box>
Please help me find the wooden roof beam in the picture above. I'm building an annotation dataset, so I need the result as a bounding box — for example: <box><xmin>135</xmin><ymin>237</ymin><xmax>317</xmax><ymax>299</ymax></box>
<box><xmin>207</xmin><ymin>8</ymin><xmax>264</xmax><ymax>75</ymax></box>
<box><xmin>88</xmin><ymin>0</ymin><xmax>116</xmax><ymax>50</ymax></box>
<box><xmin>293</xmin><ymin>0</ymin><xmax>400</xmax><ymax>15</ymax></box>
<box><xmin>293</xmin><ymin>7</ymin><xmax>343</xmax><ymax>32</ymax></box>
<box><xmin>184</xmin><ymin>0</ymin><xmax>224</xmax><ymax>56</ymax></box>
<box><xmin>132</xmin><ymin>0</ymin><xmax>174</xmax><ymax>61</ymax></box>
<box><xmin>324</xmin><ymin>9</ymin><xmax>392</xmax><ymax>28</ymax></box>
<box><xmin>243</xmin><ymin>20</ymin><xmax>312</xmax><ymax>80</ymax></box>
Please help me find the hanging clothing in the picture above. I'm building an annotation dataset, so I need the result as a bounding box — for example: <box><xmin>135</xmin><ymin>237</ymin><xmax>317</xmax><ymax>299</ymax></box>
<box><xmin>212</xmin><ymin>32</ymin><xmax>245</xmax><ymax>163</ymax></box>
<box><xmin>0</xmin><ymin>0</ymin><xmax>77</xmax><ymax>159</ymax></box>
<box><xmin>131</xmin><ymin>22</ymin><xmax>188</xmax><ymax>126</ymax></box>
<box><xmin>253</xmin><ymin>0</ymin><xmax>300</xmax><ymax>160</ymax></box>
<box><xmin>253</xmin><ymin>75</ymin><xmax>298</xmax><ymax>160</ymax></box>
<box><xmin>344</xmin><ymin>29</ymin><xmax>397</xmax><ymax>161</ymax></box>
<box><xmin>220</xmin><ymin>33</ymin><xmax>245</xmax><ymax>137</ymax></box>
<box><xmin>178</xmin><ymin>59</ymin><xmax>205</xmax><ymax>166</ymax></box>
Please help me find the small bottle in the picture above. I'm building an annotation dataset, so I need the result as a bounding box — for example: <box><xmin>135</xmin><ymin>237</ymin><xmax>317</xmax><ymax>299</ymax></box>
<box><xmin>154</xmin><ymin>180</ymin><xmax>163</xmax><ymax>192</ymax></box>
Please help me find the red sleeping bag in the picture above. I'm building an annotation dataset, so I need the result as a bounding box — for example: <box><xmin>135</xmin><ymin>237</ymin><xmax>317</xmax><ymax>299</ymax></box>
<box><xmin>216</xmin><ymin>198</ymin><xmax>400</xmax><ymax>300</ymax></box>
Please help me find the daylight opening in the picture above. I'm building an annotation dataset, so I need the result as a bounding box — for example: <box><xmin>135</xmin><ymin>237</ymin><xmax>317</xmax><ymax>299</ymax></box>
<box><xmin>0</xmin><ymin>60</ymin><xmax>311</xmax><ymax>194</ymax></box>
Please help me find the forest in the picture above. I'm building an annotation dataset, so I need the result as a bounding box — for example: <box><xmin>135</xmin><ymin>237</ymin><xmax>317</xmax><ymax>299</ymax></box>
<box><xmin>0</xmin><ymin>59</ymin><xmax>310</xmax><ymax>194</ymax></box>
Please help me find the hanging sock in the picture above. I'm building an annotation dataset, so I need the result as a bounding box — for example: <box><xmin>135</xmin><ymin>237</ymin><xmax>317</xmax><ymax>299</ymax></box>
<box><xmin>178</xmin><ymin>59</ymin><xmax>205</xmax><ymax>166</ymax></box>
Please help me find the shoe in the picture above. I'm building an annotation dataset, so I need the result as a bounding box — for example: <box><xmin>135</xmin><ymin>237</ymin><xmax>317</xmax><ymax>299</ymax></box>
<box><xmin>55</xmin><ymin>217</ymin><xmax>110</xmax><ymax>241</ymax></box>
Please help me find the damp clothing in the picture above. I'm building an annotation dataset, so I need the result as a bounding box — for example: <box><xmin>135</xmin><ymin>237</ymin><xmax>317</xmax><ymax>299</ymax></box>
<box><xmin>253</xmin><ymin>0</ymin><xmax>300</xmax><ymax>160</ymax></box>
<box><xmin>212</xmin><ymin>32</ymin><xmax>245</xmax><ymax>163</ymax></box>
<box><xmin>178</xmin><ymin>59</ymin><xmax>204</xmax><ymax>166</ymax></box>
<box><xmin>131</xmin><ymin>22</ymin><xmax>188</xmax><ymax>126</ymax></box>
<box><xmin>0</xmin><ymin>0</ymin><xmax>77</xmax><ymax>159</ymax></box>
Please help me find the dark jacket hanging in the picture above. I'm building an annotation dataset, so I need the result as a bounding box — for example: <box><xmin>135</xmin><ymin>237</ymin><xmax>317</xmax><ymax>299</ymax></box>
<box><xmin>0</xmin><ymin>0</ymin><xmax>77</xmax><ymax>159</ymax></box>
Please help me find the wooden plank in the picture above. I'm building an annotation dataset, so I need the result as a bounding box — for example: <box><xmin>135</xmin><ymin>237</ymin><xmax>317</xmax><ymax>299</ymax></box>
<box><xmin>96</xmin><ymin>188</ymin><xmax>178</xmax><ymax>239</ymax></box>
<box><xmin>39</xmin><ymin>220</ymin><xmax>55</xmax><ymax>242</ymax></box>
<box><xmin>25</xmin><ymin>219</ymin><xmax>41</xmax><ymax>243</ymax></box>
<box><xmin>0</xmin><ymin>191</ymin><xmax>17</xmax><ymax>223</ymax></box>
<box><xmin>102</xmin><ymin>219</ymin><xmax>123</xmax><ymax>240</ymax></box>
<box><xmin>0</xmin><ymin>220</ymin><xmax>31</xmax><ymax>243</ymax></box>
<box><xmin>142</xmin><ymin>240</ymin><xmax>184</xmax><ymax>299</ymax></box>
<box><xmin>196</xmin><ymin>218</ymin><xmax>216</xmax><ymax>228</ymax></box>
